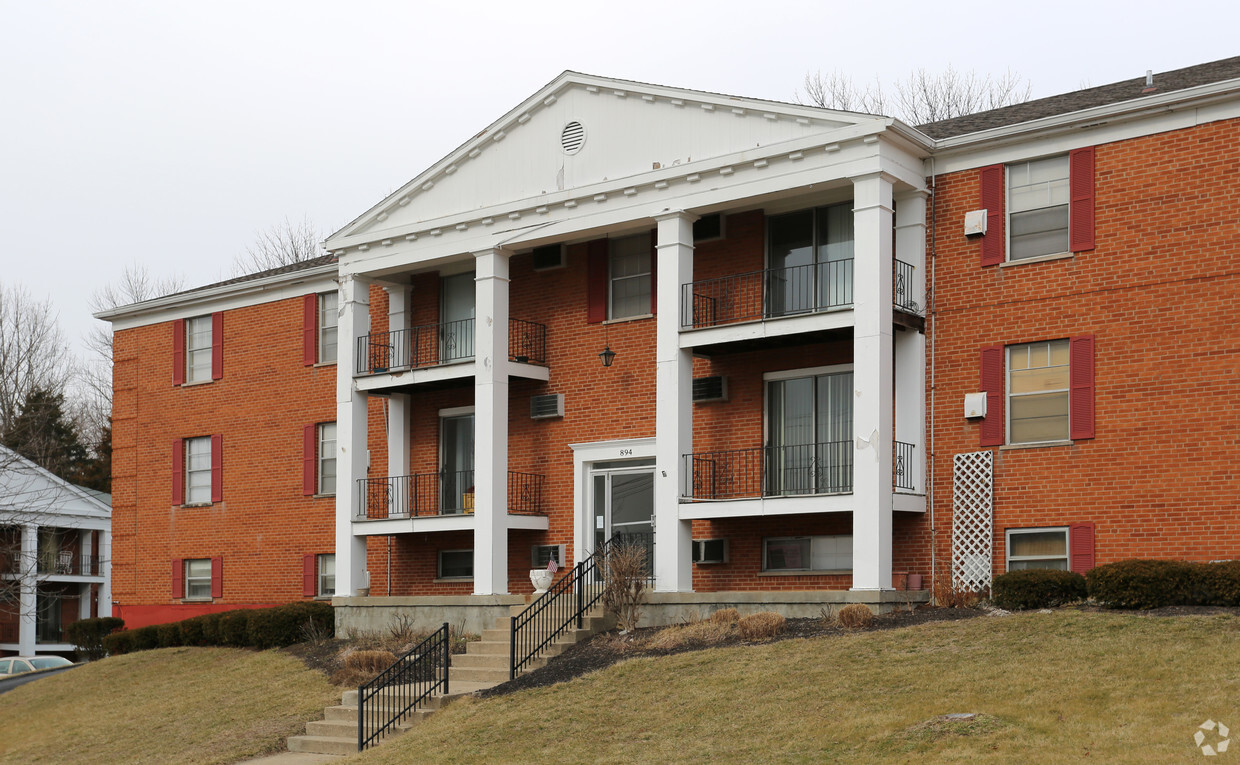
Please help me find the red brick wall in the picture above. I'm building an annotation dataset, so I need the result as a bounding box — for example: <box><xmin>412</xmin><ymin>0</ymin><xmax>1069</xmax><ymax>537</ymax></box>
<box><xmin>928</xmin><ymin>117</ymin><xmax>1240</xmax><ymax>585</ymax></box>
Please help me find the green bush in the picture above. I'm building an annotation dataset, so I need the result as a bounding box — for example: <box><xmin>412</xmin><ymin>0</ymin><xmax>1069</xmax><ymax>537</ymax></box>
<box><xmin>1191</xmin><ymin>561</ymin><xmax>1240</xmax><ymax>607</ymax></box>
<box><xmin>156</xmin><ymin>622</ymin><xmax>183</xmax><ymax>647</ymax></box>
<box><xmin>65</xmin><ymin>616</ymin><xmax>125</xmax><ymax>661</ymax></box>
<box><xmin>992</xmin><ymin>569</ymin><xmax>1087</xmax><ymax>610</ymax></box>
<box><xmin>101</xmin><ymin>629</ymin><xmax>135</xmax><ymax>656</ymax></box>
<box><xmin>93</xmin><ymin>603</ymin><xmax>335</xmax><ymax>656</ymax></box>
<box><xmin>247</xmin><ymin>602</ymin><xmax>334</xmax><ymax>649</ymax></box>
<box><xmin>177</xmin><ymin>615</ymin><xmax>207</xmax><ymax>646</ymax></box>
<box><xmin>220</xmin><ymin>610</ymin><xmax>252</xmax><ymax>647</ymax></box>
<box><xmin>1088</xmin><ymin>559</ymin><xmax>1203</xmax><ymax>608</ymax></box>
<box><xmin>129</xmin><ymin>625</ymin><xmax>161</xmax><ymax>652</ymax></box>
<box><xmin>198</xmin><ymin>612</ymin><xmax>225</xmax><ymax>644</ymax></box>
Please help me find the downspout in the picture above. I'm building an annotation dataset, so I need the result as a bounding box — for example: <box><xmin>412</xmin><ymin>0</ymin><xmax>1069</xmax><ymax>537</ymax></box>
<box><xmin>928</xmin><ymin>156</ymin><xmax>938</xmax><ymax>604</ymax></box>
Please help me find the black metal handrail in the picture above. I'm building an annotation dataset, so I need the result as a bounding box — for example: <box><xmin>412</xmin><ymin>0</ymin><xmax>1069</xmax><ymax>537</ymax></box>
<box><xmin>355</xmin><ymin>318</ymin><xmax>475</xmax><ymax>375</ymax></box>
<box><xmin>358</xmin><ymin>622</ymin><xmax>449</xmax><ymax>751</ymax></box>
<box><xmin>507</xmin><ymin>471</ymin><xmax>546</xmax><ymax>514</ymax></box>
<box><xmin>36</xmin><ymin>554</ymin><xmax>101</xmax><ymax>576</ymax></box>
<box><xmin>680</xmin><ymin>260</ymin><xmax>854</xmax><ymax>328</ymax></box>
<box><xmin>357</xmin><ymin>470</ymin><xmax>546</xmax><ymax>519</ymax></box>
<box><xmin>510</xmin><ymin>533</ymin><xmax>654</xmax><ymax>680</ymax></box>
<box><xmin>894</xmin><ymin>441</ymin><xmax>915</xmax><ymax>491</ymax></box>
<box><xmin>894</xmin><ymin>259</ymin><xmax>920</xmax><ymax>314</ymax></box>
<box><xmin>508</xmin><ymin>318</ymin><xmax>547</xmax><ymax>365</ymax></box>
<box><xmin>683</xmin><ymin>442</ymin><xmax>853</xmax><ymax>500</ymax></box>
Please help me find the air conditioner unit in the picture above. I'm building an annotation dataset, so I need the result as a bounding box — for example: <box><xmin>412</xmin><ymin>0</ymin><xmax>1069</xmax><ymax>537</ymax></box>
<box><xmin>530</xmin><ymin>393</ymin><xmax>564</xmax><ymax>419</ymax></box>
<box><xmin>531</xmin><ymin>544</ymin><xmax>566</xmax><ymax>568</ymax></box>
<box><xmin>692</xmin><ymin>539</ymin><xmax>729</xmax><ymax>564</ymax></box>
<box><xmin>531</xmin><ymin>243</ymin><xmax>566</xmax><ymax>271</ymax></box>
<box><xmin>692</xmin><ymin>376</ymin><xmax>728</xmax><ymax>403</ymax></box>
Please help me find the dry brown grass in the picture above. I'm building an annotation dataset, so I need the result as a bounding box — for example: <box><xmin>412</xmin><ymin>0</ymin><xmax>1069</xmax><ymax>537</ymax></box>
<box><xmin>737</xmin><ymin>611</ymin><xmax>786</xmax><ymax>640</ymax></box>
<box><xmin>647</xmin><ymin>617</ymin><xmax>735</xmax><ymax>651</ymax></box>
<box><xmin>709</xmin><ymin>607</ymin><xmax>740</xmax><ymax>625</ymax></box>
<box><xmin>934</xmin><ymin>576</ymin><xmax>984</xmax><ymax>608</ymax></box>
<box><xmin>330</xmin><ymin>648</ymin><xmax>398</xmax><ymax>686</ymax></box>
<box><xmin>837</xmin><ymin>603</ymin><xmax>875</xmax><ymax>629</ymax></box>
<box><xmin>0</xmin><ymin>646</ymin><xmax>337</xmax><ymax>765</ymax></box>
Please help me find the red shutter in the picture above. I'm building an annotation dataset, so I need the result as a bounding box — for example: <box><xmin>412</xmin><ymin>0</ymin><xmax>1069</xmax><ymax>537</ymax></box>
<box><xmin>172</xmin><ymin>319</ymin><xmax>185</xmax><ymax>386</ymax></box>
<box><xmin>1069</xmin><ymin>523</ymin><xmax>1095</xmax><ymax>573</ymax></box>
<box><xmin>303</xmin><ymin>424</ymin><xmax>317</xmax><ymax>496</ymax></box>
<box><xmin>586</xmin><ymin>239</ymin><xmax>608</xmax><ymax>323</ymax></box>
<box><xmin>303</xmin><ymin>294</ymin><xmax>318</xmax><ymax>366</ymax></box>
<box><xmin>1069</xmin><ymin>335</ymin><xmax>1096</xmax><ymax>440</ymax></box>
<box><xmin>211</xmin><ymin>312</ymin><xmax>223</xmax><ymax>380</ymax></box>
<box><xmin>649</xmin><ymin>230</ymin><xmax>658</xmax><ymax>315</ymax></box>
<box><xmin>1069</xmin><ymin>146</ymin><xmax>1096</xmax><ymax>253</ymax></box>
<box><xmin>210</xmin><ymin>557</ymin><xmax>223</xmax><ymax>599</ymax></box>
<box><xmin>979</xmin><ymin>164</ymin><xmax>1005</xmax><ymax>266</ymax></box>
<box><xmin>979</xmin><ymin>345</ymin><xmax>1005</xmax><ymax>447</ymax></box>
<box><xmin>172</xmin><ymin>438</ymin><xmax>184</xmax><ymax>505</ymax></box>
<box><xmin>210</xmin><ymin>434</ymin><xmax>223</xmax><ymax>502</ymax></box>
<box><xmin>303</xmin><ymin>554</ymin><xmax>317</xmax><ymax>597</ymax></box>
<box><xmin>171</xmin><ymin>559</ymin><xmax>184</xmax><ymax>599</ymax></box>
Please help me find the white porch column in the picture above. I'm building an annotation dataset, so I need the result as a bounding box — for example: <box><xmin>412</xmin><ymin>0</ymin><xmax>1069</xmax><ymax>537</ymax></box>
<box><xmin>18</xmin><ymin>524</ymin><xmax>36</xmax><ymax>655</ymax></box>
<box><xmin>99</xmin><ymin>529</ymin><xmax>112</xmax><ymax>617</ymax></box>
<box><xmin>78</xmin><ymin>528</ymin><xmax>94</xmax><ymax>620</ymax></box>
<box><xmin>894</xmin><ymin>190</ymin><xmax>928</xmax><ymax>495</ymax></box>
<box><xmin>851</xmin><ymin>173</ymin><xmax>895</xmax><ymax>591</ymax></box>
<box><xmin>384</xmin><ymin>284</ymin><xmax>412</xmax><ymax>505</ymax></box>
<box><xmin>385</xmin><ymin>283</ymin><xmax>411</xmax><ymax>367</ymax></box>
<box><xmin>473</xmin><ymin>249</ymin><xmax>510</xmax><ymax>595</ymax></box>
<box><xmin>335</xmin><ymin>274</ymin><xmax>370</xmax><ymax>597</ymax></box>
<box><xmin>654</xmin><ymin>211</ymin><xmax>696</xmax><ymax>592</ymax></box>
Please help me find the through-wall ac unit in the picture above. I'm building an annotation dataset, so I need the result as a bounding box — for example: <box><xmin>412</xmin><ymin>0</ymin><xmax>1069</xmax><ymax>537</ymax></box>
<box><xmin>530</xmin><ymin>393</ymin><xmax>565</xmax><ymax>419</ymax></box>
<box><xmin>692</xmin><ymin>376</ymin><xmax>728</xmax><ymax>403</ymax></box>
<box><xmin>692</xmin><ymin>539</ymin><xmax>729</xmax><ymax>564</ymax></box>
<box><xmin>531</xmin><ymin>243</ymin><xmax>566</xmax><ymax>271</ymax></box>
<box><xmin>532</xmin><ymin>544</ymin><xmax>566</xmax><ymax>568</ymax></box>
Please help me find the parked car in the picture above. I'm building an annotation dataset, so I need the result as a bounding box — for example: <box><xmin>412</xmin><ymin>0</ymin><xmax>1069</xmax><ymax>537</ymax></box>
<box><xmin>0</xmin><ymin>656</ymin><xmax>73</xmax><ymax>677</ymax></box>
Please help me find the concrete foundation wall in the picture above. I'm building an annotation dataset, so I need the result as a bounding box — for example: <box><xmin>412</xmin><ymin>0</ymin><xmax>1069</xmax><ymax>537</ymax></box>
<box><xmin>333</xmin><ymin>594</ymin><xmax>527</xmax><ymax>637</ymax></box>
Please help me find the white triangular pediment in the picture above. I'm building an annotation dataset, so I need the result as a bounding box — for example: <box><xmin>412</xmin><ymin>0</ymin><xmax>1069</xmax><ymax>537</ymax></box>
<box><xmin>332</xmin><ymin>72</ymin><xmax>886</xmax><ymax>244</ymax></box>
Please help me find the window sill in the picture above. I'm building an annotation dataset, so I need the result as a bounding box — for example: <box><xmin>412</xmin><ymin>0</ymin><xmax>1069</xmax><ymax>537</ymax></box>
<box><xmin>313</xmin><ymin>361</ymin><xmax>337</xmax><ymax>368</ymax></box>
<box><xmin>314</xmin><ymin>595</ymin><xmax>334</xmax><ymax>601</ymax></box>
<box><xmin>179</xmin><ymin>502</ymin><xmax>214</xmax><ymax>509</ymax></box>
<box><xmin>1000</xmin><ymin>440</ymin><xmax>1073</xmax><ymax>451</ymax></box>
<box><xmin>312</xmin><ymin>493</ymin><xmax>336</xmax><ymax>499</ymax></box>
<box><xmin>1000</xmin><ymin>251</ymin><xmax>1074</xmax><ymax>267</ymax></box>
<box><xmin>180</xmin><ymin>379</ymin><xmax>214</xmax><ymax>388</ymax></box>
<box><xmin>434</xmin><ymin>577</ymin><xmax>473</xmax><ymax>583</ymax></box>
<box><xmin>180</xmin><ymin>598</ymin><xmax>212</xmax><ymax>603</ymax></box>
<box><xmin>758</xmin><ymin>569</ymin><xmax>851</xmax><ymax>577</ymax></box>
<box><xmin>603</xmin><ymin>314</ymin><xmax>653</xmax><ymax>325</ymax></box>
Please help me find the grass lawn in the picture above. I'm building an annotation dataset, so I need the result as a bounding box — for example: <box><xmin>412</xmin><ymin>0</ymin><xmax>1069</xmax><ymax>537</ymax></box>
<box><xmin>0</xmin><ymin>646</ymin><xmax>338</xmax><ymax>765</ymax></box>
<box><xmin>347</xmin><ymin>610</ymin><xmax>1240</xmax><ymax>763</ymax></box>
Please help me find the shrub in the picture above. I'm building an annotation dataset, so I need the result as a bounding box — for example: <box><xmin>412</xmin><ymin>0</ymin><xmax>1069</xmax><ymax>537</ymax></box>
<box><xmin>991</xmin><ymin>569</ymin><xmax>1087</xmax><ymax>610</ymax></box>
<box><xmin>248</xmin><ymin>602</ymin><xmax>335</xmax><ymax>649</ymax></box>
<box><xmin>934</xmin><ymin>577</ymin><xmax>982</xmax><ymax>609</ymax></box>
<box><xmin>737</xmin><ymin>612</ymin><xmax>786</xmax><ymax>640</ymax></box>
<box><xmin>1191</xmin><ymin>561</ymin><xmax>1240</xmax><ymax>607</ymax></box>
<box><xmin>837</xmin><ymin>604</ymin><xmax>874</xmax><ymax>629</ymax></box>
<box><xmin>66</xmin><ymin>616</ymin><xmax>124</xmax><ymax>661</ymax></box>
<box><xmin>129</xmin><ymin>625</ymin><xmax>160</xmax><ymax>652</ymax></box>
<box><xmin>601</xmin><ymin>541</ymin><xmax>648</xmax><ymax>632</ymax></box>
<box><xmin>710</xmin><ymin>608</ymin><xmax>740</xmax><ymax>625</ymax></box>
<box><xmin>1087</xmin><ymin>559</ymin><xmax>1197</xmax><ymax>609</ymax></box>
<box><xmin>647</xmin><ymin>618</ymin><xmax>734</xmax><ymax>651</ymax></box>
<box><xmin>177</xmin><ymin>615</ymin><xmax>207</xmax><ymax>646</ymax></box>
<box><xmin>198</xmin><ymin>612</ymin><xmax>225</xmax><ymax>644</ymax></box>
<box><xmin>220</xmin><ymin>610</ymin><xmax>252</xmax><ymax>647</ymax></box>
<box><xmin>102</xmin><ymin>629</ymin><xmax>135</xmax><ymax>656</ymax></box>
<box><xmin>156</xmin><ymin>622</ymin><xmax>183</xmax><ymax>647</ymax></box>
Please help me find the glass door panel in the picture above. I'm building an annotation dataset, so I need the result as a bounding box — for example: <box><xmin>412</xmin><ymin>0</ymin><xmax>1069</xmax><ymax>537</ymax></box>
<box><xmin>440</xmin><ymin>414</ymin><xmax>474</xmax><ymax>513</ymax></box>
<box><xmin>441</xmin><ymin>273</ymin><xmax>475</xmax><ymax>363</ymax></box>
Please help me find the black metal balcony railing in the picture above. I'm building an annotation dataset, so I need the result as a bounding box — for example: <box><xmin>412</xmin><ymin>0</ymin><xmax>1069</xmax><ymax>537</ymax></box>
<box><xmin>894</xmin><ymin>441</ymin><xmax>916</xmax><ymax>492</ymax></box>
<box><xmin>893</xmin><ymin>259</ymin><xmax>920</xmax><ymax>314</ymax></box>
<box><xmin>356</xmin><ymin>318</ymin><xmax>548</xmax><ymax>376</ymax></box>
<box><xmin>357</xmin><ymin>470</ymin><xmax>546</xmax><ymax>520</ymax></box>
<box><xmin>681</xmin><ymin>261</ymin><xmax>854</xmax><ymax>329</ymax></box>
<box><xmin>683</xmin><ymin>442</ymin><xmax>853</xmax><ymax>500</ymax></box>
<box><xmin>37</xmin><ymin>554</ymin><xmax>101</xmax><ymax>577</ymax></box>
<box><xmin>508</xmin><ymin>318</ymin><xmax>547</xmax><ymax>365</ymax></box>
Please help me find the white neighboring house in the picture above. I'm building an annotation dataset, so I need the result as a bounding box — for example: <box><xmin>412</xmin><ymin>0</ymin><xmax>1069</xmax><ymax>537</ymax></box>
<box><xmin>0</xmin><ymin>446</ymin><xmax>111</xmax><ymax>657</ymax></box>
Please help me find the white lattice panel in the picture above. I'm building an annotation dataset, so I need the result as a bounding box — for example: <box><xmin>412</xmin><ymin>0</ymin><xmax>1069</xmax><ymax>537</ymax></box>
<box><xmin>952</xmin><ymin>451</ymin><xmax>994</xmax><ymax>591</ymax></box>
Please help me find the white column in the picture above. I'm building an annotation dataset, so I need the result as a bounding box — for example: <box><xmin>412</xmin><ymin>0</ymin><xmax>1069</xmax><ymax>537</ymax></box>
<box><xmin>335</xmin><ymin>274</ymin><xmax>370</xmax><ymax>596</ymax></box>
<box><xmin>99</xmin><ymin>529</ymin><xmax>112</xmax><ymax>617</ymax></box>
<box><xmin>18</xmin><ymin>524</ymin><xmax>36</xmax><ymax>655</ymax></box>
<box><xmin>654</xmin><ymin>212</ymin><xmax>696</xmax><ymax>592</ymax></box>
<box><xmin>894</xmin><ymin>190</ymin><xmax>928</xmax><ymax>495</ymax></box>
<box><xmin>851</xmin><ymin>173</ymin><xmax>895</xmax><ymax>591</ymax></box>
<box><xmin>79</xmin><ymin>583</ymin><xmax>91</xmax><ymax>620</ymax></box>
<box><xmin>473</xmin><ymin>249</ymin><xmax>510</xmax><ymax>595</ymax></box>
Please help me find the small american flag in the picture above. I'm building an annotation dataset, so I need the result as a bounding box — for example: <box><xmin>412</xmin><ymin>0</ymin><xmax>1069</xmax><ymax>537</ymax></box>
<box><xmin>546</xmin><ymin>555</ymin><xmax>559</xmax><ymax>574</ymax></box>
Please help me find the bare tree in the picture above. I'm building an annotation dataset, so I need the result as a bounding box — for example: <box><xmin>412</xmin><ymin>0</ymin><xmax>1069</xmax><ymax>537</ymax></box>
<box><xmin>0</xmin><ymin>284</ymin><xmax>73</xmax><ymax>441</ymax></box>
<box><xmin>231</xmin><ymin>216</ymin><xmax>324</xmax><ymax>275</ymax></box>
<box><xmin>799</xmin><ymin>65</ymin><xmax>1032</xmax><ymax>125</ymax></box>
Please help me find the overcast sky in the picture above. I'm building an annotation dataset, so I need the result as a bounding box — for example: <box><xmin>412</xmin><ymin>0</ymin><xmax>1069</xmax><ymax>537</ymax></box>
<box><xmin>2</xmin><ymin>0</ymin><xmax>1237</xmax><ymax>366</ymax></box>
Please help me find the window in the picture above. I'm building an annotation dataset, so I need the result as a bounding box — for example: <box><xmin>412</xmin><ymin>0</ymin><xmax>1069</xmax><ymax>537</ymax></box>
<box><xmin>1008</xmin><ymin>155</ymin><xmax>1070</xmax><ymax>260</ymax></box>
<box><xmin>609</xmin><ymin>232</ymin><xmax>652</xmax><ymax>320</ymax></box>
<box><xmin>318</xmin><ymin>292</ymin><xmax>338</xmax><ymax>364</ymax></box>
<box><xmin>438</xmin><ymin>549</ymin><xmax>473</xmax><ymax>579</ymax></box>
<box><xmin>318</xmin><ymin>423</ymin><xmax>337</xmax><ymax>495</ymax></box>
<box><xmin>766</xmin><ymin>367</ymin><xmax>853</xmax><ymax>495</ymax></box>
<box><xmin>763</xmin><ymin>535</ymin><xmax>852</xmax><ymax>572</ymax></box>
<box><xmin>1007</xmin><ymin>340</ymin><xmax>1070</xmax><ymax>444</ymax></box>
<box><xmin>1006</xmin><ymin>528</ymin><xmax>1069</xmax><ymax>571</ymax></box>
<box><xmin>767</xmin><ymin>203</ymin><xmax>854</xmax><ymax>316</ymax></box>
<box><xmin>186</xmin><ymin>315</ymin><xmax>213</xmax><ymax>383</ymax></box>
<box><xmin>440</xmin><ymin>410</ymin><xmax>474</xmax><ymax>513</ymax></box>
<box><xmin>184</xmin><ymin>558</ymin><xmax>212</xmax><ymax>599</ymax></box>
<box><xmin>185</xmin><ymin>437</ymin><xmax>212</xmax><ymax>504</ymax></box>
<box><xmin>318</xmin><ymin>554</ymin><xmax>335</xmax><ymax>596</ymax></box>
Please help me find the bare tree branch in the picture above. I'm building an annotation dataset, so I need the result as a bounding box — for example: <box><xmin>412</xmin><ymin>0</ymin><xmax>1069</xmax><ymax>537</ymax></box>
<box><xmin>231</xmin><ymin>216</ymin><xmax>324</xmax><ymax>276</ymax></box>
<box><xmin>0</xmin><ymin>284</ymin><xmax>73</xmax><ymax>438</ymax></box>
<box><xmin>798</xmin><ymin>66</ymin><xmax>1032</xmax><ymax>124</ymax></box>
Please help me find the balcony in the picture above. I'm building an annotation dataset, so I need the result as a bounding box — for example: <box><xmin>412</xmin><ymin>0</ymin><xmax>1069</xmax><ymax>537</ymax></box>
<box><xmin>683</xmin><ymin>442</ymin><xmax>853</xmax><ymax>500</ymax></box>
<box><xmin>681</xmin><ymin>261</ymin><xmax>853</xmax><ymax>330</ymax></box>
<box><xmin>355</xmin><ymin>318</ymin><xmax>548</xmax><ymax>377</ymax></box>
<box><xmin>37</xmin><ymin>553</ymin><xmax>102</xmax><ymax>577</ymax></box>
<box><xmin>354</xmin><ymin>470</ymin><xmax>550</xmax><ymax>534</ymax></box>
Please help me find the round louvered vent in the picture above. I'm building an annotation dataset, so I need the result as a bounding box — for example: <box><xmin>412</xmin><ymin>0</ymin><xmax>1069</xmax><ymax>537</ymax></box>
<box><xmin>560</xmin><ymin>121</ymin><xmax>585</xmax><ymax>154</ymax></box>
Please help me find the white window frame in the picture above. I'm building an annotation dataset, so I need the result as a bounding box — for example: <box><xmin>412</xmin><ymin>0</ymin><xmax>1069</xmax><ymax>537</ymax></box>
<box><xmin>186</xmin><ymin>315</ymin><xmax>213</xmax><ymax>383</ymax></box>
<box><xmin>608</xmin><ymin>232</ymin><xmax>652</xmax><ymax>320</ymax></box>
<box><xmin>1006</xmin><ymin>340</ymin><xmax>1070</xmax><ymax>446</ymax></box>
<box><xmin>317</xmin><ymin>553</ymin><xmax>335</xmax><ymax>597</ymax></box>
<box><xmin>184</xmin><ymin>558</ymin><xmax>212</xmax><ymax>600</ymax></box>
<box><xmin>317</xmin><ymin>422</ymin><xmax>337</xmax><ymax>496</ymax></box>
<box><xmin>1006</xmin><ymin>154</ymin><xmax>1070</xmax><ymax>262</ymax></box>
<box><xmin>437</xmin><ymin>549</ymin><xmax>474</xmax><ymax>580</ymax></box>
<box><xmin>761</xmin><ymin>535</ymin><xmax>853</xmax><ymax>572</ymax></box>
<box><xmin>1005</xmin><ymin>527</ymin><xmax>1070</xmax><ymax>571</ymax></box>
<box><xmin>318</xmin><ymin>292</ymin><xmax>338</xmax><ymax>364</ymax></box>
<box><xmin>185</xmin><ymin>437</ymin><xmax>212</xmax><ymax>505</ymax></box>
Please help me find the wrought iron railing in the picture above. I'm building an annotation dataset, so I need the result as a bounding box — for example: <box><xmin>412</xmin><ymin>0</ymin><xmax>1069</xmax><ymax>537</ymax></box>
<box><xmin>683</xmin><ymin>442</ymin><xmax>853</xmax><ymax>499</ymax></box>
<box><xmin>680</xmin><ymin>260</ymin><xmax>854</xmax><ymax>329</ymax></box>
<box><xmin>37</xmin><ymin>554</ymin><xmax>101</xmax><ymax>576</ymax></box>
<box><xmin>894</xmin><ymin>441</ymin><xmax>916</xmax><ymax>492</ymax></box>
<box><xmin>357</xmin><ymin>470</ymin><xmax>545</xmax><ymax>519</ymax></box>
<box><xmin>357</xmin><ymin>622</ymin><xmax>449</xmax><ymax>751</ymax></box>
<box><xmin>508</xmin><ymin>319</ymin><xmax>547</xmax><ymax>365</ymax></box>
<box><xmin>356</xmin><ymin>317</ymin><xmax>549</xmax><ymax>375</ymax></box>
<box><xmin>0</xmin><ymin>622</ymin><xmax>18</xmax><ymax>643</ymax></box>
<box><xmin>510</xmin><ymin>533</ymin><xmax>654</xmax><ymax>680</ymax></box>
<box><xmin>894</xmin><ymin>259</ymin><xmax>920</xmax><ymax>314</ymax></box>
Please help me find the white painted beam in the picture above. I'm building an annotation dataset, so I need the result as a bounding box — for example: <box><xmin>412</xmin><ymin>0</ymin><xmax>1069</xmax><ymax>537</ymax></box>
<box><xmin>335</xmin><ymin>275</ymin><xmax>370</xmax><ymax>596</ymax></box>
<box><xmin>472</xmin><ymin>249</ymin><xmax>510</xmax><ymax>595</ymax></box>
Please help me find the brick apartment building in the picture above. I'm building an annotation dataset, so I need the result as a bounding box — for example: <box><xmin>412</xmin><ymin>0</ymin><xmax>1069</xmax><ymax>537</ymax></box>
<box><xmin>97</xmin><ymin>58</ymin><xmax>1240</xmax><ymax>628</ymax></box>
